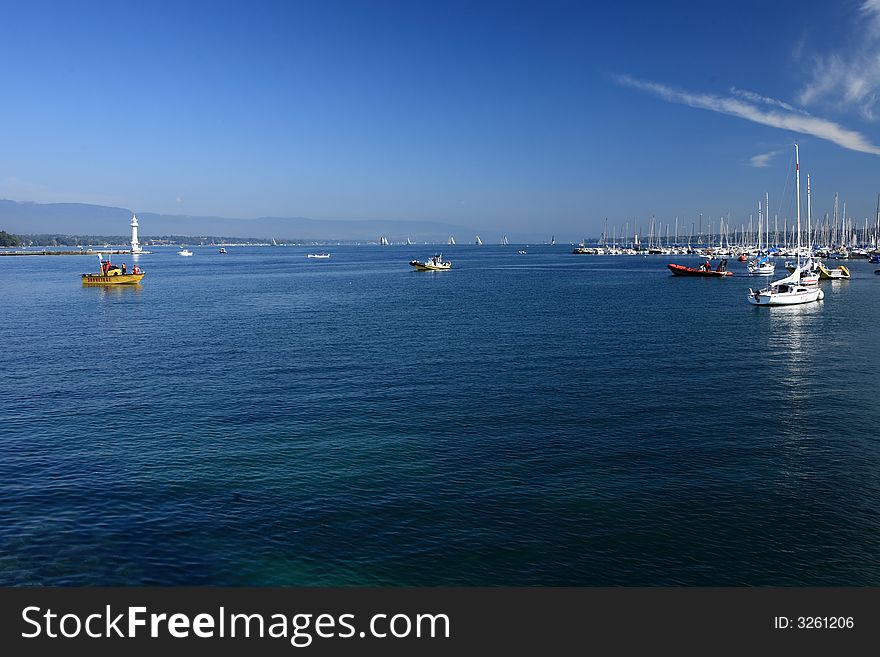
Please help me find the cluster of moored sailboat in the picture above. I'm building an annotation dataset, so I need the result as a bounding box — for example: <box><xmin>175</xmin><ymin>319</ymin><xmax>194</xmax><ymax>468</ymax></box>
<box><xmin>569</xmin><ymin>167</ymin><xmax>878</xmax><ymax>266</ymax></box>
<box><xmin>667</xmin><ymin>145</ymin><xmax>867</xmax><ymax>305</ymax></box>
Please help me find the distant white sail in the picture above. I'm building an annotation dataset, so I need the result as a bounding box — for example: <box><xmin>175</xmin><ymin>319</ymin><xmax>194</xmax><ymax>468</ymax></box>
<box><xmin>448</xmin><ymin>236</ymin><xmax>455</xmax><ymax>245</ymax></box>
<box><xmin>501</xmin><ymin>235</ymin><xmax>508</xmax><ymax>245</ymax></box>
<box><xmin>475</xmin><ymin>235</ymin><xmax>483</xmax><ymax>245</ymax></box>
<box><xmin>380</xmin><ymin>236</ymin><xmax>389</xmax><ymax>246</ymax></box>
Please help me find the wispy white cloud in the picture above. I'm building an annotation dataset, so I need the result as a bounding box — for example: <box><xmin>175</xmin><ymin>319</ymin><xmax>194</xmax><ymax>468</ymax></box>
<box><xmin>862</xmin><ymin>0</ymin><xmax>880</xmax><ymax>35</ymax></box>
<box><xmin>798</xmin><ymin>1</ymin><xmax>880</xmax><ymax>120</ymax></box>
<box><xmin>729</xmin><ymin>87</ymin><xmax>807</xmax><ymax>115</ymax></box>
<box><xmin>749</xmin><ymin>150</ymin><xmax>784</xmax><ymax>168</ymax></box>
<box><xmin>613</xmin><ymin>74</ymin><xmax>880</xmax><ymax>155</ymax></box>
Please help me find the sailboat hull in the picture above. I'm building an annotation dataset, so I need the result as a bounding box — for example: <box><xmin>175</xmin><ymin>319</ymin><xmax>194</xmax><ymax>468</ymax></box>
<box><xmin>747</xmin><ymin>286</ymin><xmax>824</xmax><ymax>305</ymax></box>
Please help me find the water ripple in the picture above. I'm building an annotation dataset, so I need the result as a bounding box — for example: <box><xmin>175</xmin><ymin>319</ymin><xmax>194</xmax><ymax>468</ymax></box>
<box><xmin>1</xmin><ymin>249</ymin><xmax>879</xmax><ymax>585</ymax></box>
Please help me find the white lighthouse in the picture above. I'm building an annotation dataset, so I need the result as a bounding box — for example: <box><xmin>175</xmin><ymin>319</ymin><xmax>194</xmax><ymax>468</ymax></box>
<box><xmin>130</xmin><ymin>214</ymin><xmax>142</xmax><ymax>253</ymax></box>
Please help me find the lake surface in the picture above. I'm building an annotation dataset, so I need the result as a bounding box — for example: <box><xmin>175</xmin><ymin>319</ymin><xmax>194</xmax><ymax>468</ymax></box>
<box><xmin>2</xmin><ymin>245</ymin><xmax>879</xmax><ymax>585</ymax></box>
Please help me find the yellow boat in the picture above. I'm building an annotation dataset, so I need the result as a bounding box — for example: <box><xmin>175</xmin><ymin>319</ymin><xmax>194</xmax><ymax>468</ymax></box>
<box><xmin>82</xmin><ymin>258</ymin><xmax>144</xmax><ymax>285</ymax></box>
<box><xmin>817</xmin><ymin>263</ymin><xmax>850</xmax><ymax>280</ymax></box>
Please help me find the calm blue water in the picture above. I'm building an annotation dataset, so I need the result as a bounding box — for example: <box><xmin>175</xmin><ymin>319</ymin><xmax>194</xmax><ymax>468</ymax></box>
<box><xmin>2</xmin><ymin>246</ymin><xmax>879</xmax><ymax>585</ymax></box>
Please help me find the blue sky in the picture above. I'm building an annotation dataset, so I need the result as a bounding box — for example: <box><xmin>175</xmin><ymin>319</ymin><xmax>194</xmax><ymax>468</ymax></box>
<box><xmin>2</xmin><ymin>0</ymin><xmax>879</xmax><ymax>238</ymax></box>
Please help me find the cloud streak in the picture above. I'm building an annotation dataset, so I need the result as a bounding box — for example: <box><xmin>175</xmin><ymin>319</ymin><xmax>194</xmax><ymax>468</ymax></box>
<box><xmin>729</xmin><ymin>87</ymin><xmax>808</xmax><ymax>115</ymax></box>
<box><xmin>798</xmin><ymin>1</ymin><xmax>880</xmax><ymax>120</ymax></box>
<box><xmin>613</xmin><ymin>74</ymin><xmax>880</xmax><ymax>155</ymax></box>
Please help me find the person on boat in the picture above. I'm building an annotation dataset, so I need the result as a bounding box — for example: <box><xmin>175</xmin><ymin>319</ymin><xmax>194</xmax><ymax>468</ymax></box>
<box><xmin>701</xmin><ymin>260</ymin><xmax>711</xmax><ymax>271</ymax></box>
<box><xmin>132</xmin><ymin>265</ymin><xmax>140</xmax><ymax>275</ymax></box>
<box><xmin>122</xmin><ymin>263</ymin><xmax>127</xmax><ymax>275</ymax></box>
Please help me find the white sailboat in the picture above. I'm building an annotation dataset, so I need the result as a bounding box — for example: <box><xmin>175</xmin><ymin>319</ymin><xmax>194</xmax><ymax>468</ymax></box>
<box><xmin>748</xmin><ymin>202</ymin><xmax>775</xmax><ymax>275</ymax></box>
<box><xmin>748</xmin><ymin>144</ymin><xmax>824</xmax><ymax>306</ymax></box>
<box><xmin>748</xmin><ymin>255</ymin><xmax>775</xmax><ymax>275</ymax></box>
<box><xmin>448</xmin><ymin>235</ymin><xmax>456</xmax><ymax>245</ymax></box>
<box><xmin>501</xmin><ymin>235</ymin><xmax>509</xmax><ymax>246</ymax></box>
<box><xmin>379</xmin><ymin>236</ymin><xmax>390</xmax><ymax>246</ymax></box>
<box><xmin>475</xmin><ymin>235</ymin><xmax>483</xmax><ymax>246</ymax></box>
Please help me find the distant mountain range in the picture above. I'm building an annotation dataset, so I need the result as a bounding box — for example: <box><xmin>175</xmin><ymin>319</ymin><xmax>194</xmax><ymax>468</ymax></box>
<box><xmin>0</xmin><ymin>199</ymin><xmax>478</xmax><ymax>242</ymax></box>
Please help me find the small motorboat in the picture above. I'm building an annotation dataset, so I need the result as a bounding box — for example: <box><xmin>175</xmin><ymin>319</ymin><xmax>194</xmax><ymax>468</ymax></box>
<box><xmin>178</xmin><ymin>249</ymin><xmax>193</xmax><ymax>256</ymax></box>
<box><xmin>219</xmin><ymin>247</ymin><xmax>227</xmax><ymax>254</ymax></box>
<box><xmin>667</xmin><ymin>262</ymin><xmax>732</xmax><ymax>277</ymax></box>
<box><xmin>82</xmin><ymin>256</ymin><xmax>144</xmax><ymax>285</ymax></box>
<box><xmin>817</xmin><ymin>263</ymin><xmax>850</xmax><ymax>279</ymax></box>
<box><xmin>517</xmin><ymin>249</ymin><xmax>527</xmax><ymax>254</ymax></box>
<box><xmin>410</xmin><ymin>254</ymin><xmax>451</xmax><ymax>271</ymax></box>
<box><xmin>867</xmin><ymin>254</ymin><xmax>880</xmax><ymax>264</ymax></box>
<box><xmin>307</xmin><ymin>252</ymin><xmax>330</xmax><ymax>259</ymax></box>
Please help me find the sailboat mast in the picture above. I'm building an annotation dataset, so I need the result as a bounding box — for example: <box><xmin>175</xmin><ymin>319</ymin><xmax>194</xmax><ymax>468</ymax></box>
<box><xmin>833</xmin><ymin>192</ymin><xmax>839</xmax><ymax>247</ymax></box>
<box><xmin>795</xmin><ymin>143</ymin><xmax>801</xmax><ymax>265</ymax></box>
<box><xmin>875</xmin><ymin>194</ymin><xmax>879</xmax><ymax>248</ymax></box>
<box><xmin>807</xmin><ymin>174</ymin><xmax>812</xmax><ymax>256</ymax></box>
<box><xmin>757</xmin><ymin>202</ymin><xmax>762</xmax><ymax>251</ymax></box>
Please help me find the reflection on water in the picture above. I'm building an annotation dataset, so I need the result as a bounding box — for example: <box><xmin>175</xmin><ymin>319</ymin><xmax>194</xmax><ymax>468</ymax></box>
<box><xmin>90</xmin><ymin>284</ymin><xmax>143</xmax><ymax>301</ymax></box>
<box><xmin>765</xmin><ymin>300</ymin><xmax>826</xmax><ymax>452</ymax></box>
<box><xmin>768</xmin><ymin>302</ymin><xmax>824</xmax><ymax>375</ymax></box>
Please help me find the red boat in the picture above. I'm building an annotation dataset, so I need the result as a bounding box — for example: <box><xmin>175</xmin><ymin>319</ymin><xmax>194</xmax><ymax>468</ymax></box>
<box><xmin>667</xmin><ymin>263</ymin><xmax>732</xmax><ymax>277</ymax></box>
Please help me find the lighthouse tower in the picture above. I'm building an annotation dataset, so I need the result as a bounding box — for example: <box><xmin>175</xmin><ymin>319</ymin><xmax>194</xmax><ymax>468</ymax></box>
<box><xmin>130</xmin><ymin>214</ymin><xmax>142</xmax><ymax>253</ymax></box>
